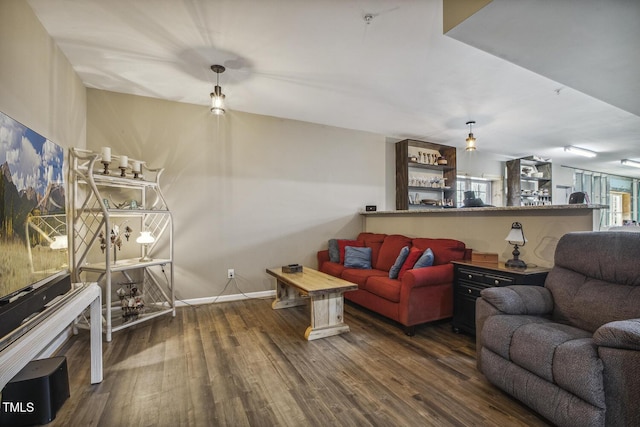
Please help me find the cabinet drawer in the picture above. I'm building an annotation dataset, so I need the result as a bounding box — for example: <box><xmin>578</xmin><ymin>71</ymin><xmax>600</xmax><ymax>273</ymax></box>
<box><xmin>457</xmin><ymin>281</ymin><xmax>487</xmax><ymax>298</ymax></box>
<box><xmin>458</xmin><ymin>268</ymin><xmax>514</xmax><ymax>287</ymax></box>
<box><xmin>483</xmin><ymin>273</ymin><xmax>514</xmax><ymax>287</ymax></box>
<box><xmin>459</xmin><ymin>268</ymin><xmax>484</xmax><ymax>283</ymax></box>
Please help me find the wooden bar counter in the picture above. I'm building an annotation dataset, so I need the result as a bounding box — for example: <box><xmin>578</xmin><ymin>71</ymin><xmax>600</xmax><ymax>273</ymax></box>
<box><xmin>361</xmin><ymin>204</ymin><xmax>607</xmax><ymax>268</ymax></box>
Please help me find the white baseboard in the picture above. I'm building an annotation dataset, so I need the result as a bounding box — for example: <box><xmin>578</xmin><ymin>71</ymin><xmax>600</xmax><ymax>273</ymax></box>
<box><xmin>174</xmin><ymin>290</ymin><xmax>276</xmax><ymax>307</ymax></box>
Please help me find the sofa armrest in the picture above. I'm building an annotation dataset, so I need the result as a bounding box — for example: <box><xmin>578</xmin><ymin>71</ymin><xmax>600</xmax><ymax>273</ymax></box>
<box><xmin>594</xmin><ymin>319</ymin><xmax>640</xmax><ymax>351</ymax></box>
<box><xmin>317</xmin><ymin>250</ymin><xmax>330</xmax><ymax>270</ymax></box>
<box><xmin>402</xmin><ymin>264</ymin><xmax>453</xmax><ymax>289</ymax></box>
<box><xmin>479</xmin><ymin>285</ymin><xmax>554</xmax><ymax>315</ymax></box>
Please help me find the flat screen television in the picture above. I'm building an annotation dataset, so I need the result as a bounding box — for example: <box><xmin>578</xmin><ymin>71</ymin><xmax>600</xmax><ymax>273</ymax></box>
<box><xmin>0</xmin><ymin>111</ymin><xmax>69</xmax><ymax>336</ymax></box>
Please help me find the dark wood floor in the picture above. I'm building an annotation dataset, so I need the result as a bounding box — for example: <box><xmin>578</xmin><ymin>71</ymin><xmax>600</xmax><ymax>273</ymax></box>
<box><xmin>50</xmin><ymin>298</ymin><xmax>549</xmax><ymax>427</ymax></box>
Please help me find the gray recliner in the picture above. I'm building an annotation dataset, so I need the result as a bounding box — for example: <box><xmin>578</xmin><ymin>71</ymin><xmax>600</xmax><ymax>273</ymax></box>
<box><xmin>476</xmin><ymin>232</ymin><xmax>640</xmax><ymax>427</ymax></box>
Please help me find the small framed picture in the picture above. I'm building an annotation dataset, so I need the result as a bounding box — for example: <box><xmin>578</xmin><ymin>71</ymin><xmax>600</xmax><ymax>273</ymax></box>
<box><xmin>130</xmin><ymin>200</ymin><xmax>138</xmax><ymax>210</ymax></box>
<box><xmin>103</xmin><ymin>198</ymin><xmax>110</xmax><ymax>209</ymax></box>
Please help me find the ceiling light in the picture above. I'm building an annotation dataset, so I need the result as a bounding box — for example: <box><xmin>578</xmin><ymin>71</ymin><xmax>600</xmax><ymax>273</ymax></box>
<box><xmin>210</xmin><ymin>65</ymin><xmax>226</xmax><ymax>115</ymax></box>
<box><xmin>621</xmin><ymin>159</ymin><xmax>640</xmax><ymax>169</ymax></box>
<box><xmin>564</xmin><ymin>145</ymin><xmax>597</xmax><ymax>158</ymax></box>
<box><xmin>465</xmin><ymin>121</ymin><xmax>476</xmax><ymax>151</ymax></box>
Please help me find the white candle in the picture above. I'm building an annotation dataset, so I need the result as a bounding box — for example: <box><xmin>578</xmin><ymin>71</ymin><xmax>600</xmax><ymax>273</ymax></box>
<box><xmin>132</xmin><ymin>161</ymin><xmax>141</xmax><ymax>173</ymax></box>
<box><xmin>101</xmin><ymin>147</ymin><xmax>111</xmax><ymax>162</ymax></box>
<box><xmin>119</xmin><ymin>155</ymin><xmax>128</xmax><ymax>168</ymax></box>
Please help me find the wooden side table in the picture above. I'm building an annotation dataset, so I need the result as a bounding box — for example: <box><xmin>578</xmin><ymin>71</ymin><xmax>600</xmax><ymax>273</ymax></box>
<box><xmin>451</xmin><ymin>261</ymin><xmax>550</xmax><ymax>336</ymax></box>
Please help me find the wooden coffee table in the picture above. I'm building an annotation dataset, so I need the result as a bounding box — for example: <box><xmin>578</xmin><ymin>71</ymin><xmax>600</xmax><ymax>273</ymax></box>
<box><xmin>266</xmin><ymin>266</ymin><xmax>357</xmax><ymax>340</ymax></box>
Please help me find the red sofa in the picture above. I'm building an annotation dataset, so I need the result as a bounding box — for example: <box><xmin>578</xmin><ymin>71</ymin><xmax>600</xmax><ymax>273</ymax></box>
<box><xmin>317</xmin><ymin>232</ymin><xmax>469</xmax><ymax>335</ymax></box>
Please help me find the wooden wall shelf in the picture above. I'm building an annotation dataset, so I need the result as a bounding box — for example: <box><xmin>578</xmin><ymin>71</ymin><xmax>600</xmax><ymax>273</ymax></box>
<box><xmin>396</xmin><ymin>139</ymin><xmax>457</xmax><ymax>210</ymax></box>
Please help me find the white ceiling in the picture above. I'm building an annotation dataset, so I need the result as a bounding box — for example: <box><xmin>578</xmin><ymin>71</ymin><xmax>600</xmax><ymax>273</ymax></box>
<box><xmin>27</xmin><ymin>0</ymin><xmax>640</xmax><ymax>178</ymax></box>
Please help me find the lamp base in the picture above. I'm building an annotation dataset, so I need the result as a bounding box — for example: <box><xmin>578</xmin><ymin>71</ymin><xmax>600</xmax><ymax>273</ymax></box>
<box><xmin>505</xmin><ymin>258</ymin><xmax>527</xmax><ymax>269</ymax></box>
<box><xmin>139</xmin><ymin>255</ymin><xmax>153</xmax><ymax>262</ymax></box>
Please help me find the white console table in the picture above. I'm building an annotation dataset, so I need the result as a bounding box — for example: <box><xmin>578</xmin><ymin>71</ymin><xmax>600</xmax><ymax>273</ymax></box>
<box><xmin>0</xmin><ymin>283</ymin><xmax>103</xmax><ymax>389</ymax></box>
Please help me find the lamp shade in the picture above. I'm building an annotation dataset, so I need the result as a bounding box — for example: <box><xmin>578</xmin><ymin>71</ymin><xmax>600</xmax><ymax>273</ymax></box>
<box><xmin>136</xmin><ymin>231</ymin><xmax>155</xmax><ymax>245</ymax></box>
<box><xmin>210</xmin><ymin>65</ymin><xmax>226</xmax><ymax>115</ymax></box>
<box><xmin>210</xmin><ymin>86</ymin><xmax>225</xmax><ymax>115</ymax></box>
<box><xmin>505</xmin><ymin>222</ymin><xmax>527</xmax><ymax>244</ymax></box>
<box><xmin>465</xmin><ymin>133</ymin><xmax>476</xmax><ymax>151</ymax></box>
<box><xmin>465</xmin><ymin>121</ymin><xmax>477</xmax><ymax>151</ymax></box>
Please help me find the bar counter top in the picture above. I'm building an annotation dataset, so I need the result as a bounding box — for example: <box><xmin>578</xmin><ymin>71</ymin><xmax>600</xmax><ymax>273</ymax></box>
<box><xmin>361</xmin><ymin>204</ymin><xmax>607</xmax><ymax>215</ymax></box>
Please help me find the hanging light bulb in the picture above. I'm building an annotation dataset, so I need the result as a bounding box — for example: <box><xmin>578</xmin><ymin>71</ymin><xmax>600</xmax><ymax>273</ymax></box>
<box><xmin>465</xmin><ymin>121</ymin><xmax>477</xmax><ymax>151</ymax></box>
<box><xmin>210</xmin><ymin>65</ymin><xmax>226</xmax><ymax>115</ymax></box>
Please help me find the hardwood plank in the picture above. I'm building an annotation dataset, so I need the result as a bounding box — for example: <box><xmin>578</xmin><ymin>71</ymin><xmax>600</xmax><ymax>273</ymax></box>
<box><xmin>48</xmin><ymin>298</ymin><xmax>550</xmax><ymax>426</ymax></box>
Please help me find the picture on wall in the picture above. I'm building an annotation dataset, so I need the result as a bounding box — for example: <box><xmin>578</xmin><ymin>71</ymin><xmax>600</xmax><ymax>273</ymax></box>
<box><xmin>0</xmin><ymin>111</ymin><xmax>67</xmax><ymax>300</ymax></box>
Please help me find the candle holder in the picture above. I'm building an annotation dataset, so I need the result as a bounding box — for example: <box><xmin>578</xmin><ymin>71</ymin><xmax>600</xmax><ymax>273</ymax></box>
<box><xmin>119</xmin><ymin>166</ymin><xmax>127</xmax><ymax>177</ymax></box>
<box><xmin>131</xmin><ymin>161</ymin><xmax>142</xmax><ymax>179</ymax></box>
<box><xmin>101</xmin><ymin>161</ymin><xmax>111</xmax><ymax>174</ymax></box>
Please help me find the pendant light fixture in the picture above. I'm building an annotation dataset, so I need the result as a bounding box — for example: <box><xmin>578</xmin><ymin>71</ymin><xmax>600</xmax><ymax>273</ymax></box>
<box><xmin>210</xmin><ymin>64</ymin><xmax>226</xmax><ymax>115</ymax></box>
<box><xmin>465</xmin><ymin>121</ymin><xmax>477</xmax><ymax>151</ymax></box>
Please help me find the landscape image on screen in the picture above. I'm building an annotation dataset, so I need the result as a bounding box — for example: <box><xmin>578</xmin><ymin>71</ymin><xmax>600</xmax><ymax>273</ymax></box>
<box><xmin>0</xmin><ymin>111</ymin><xmax>66</xmax><ymax>300</ymax></box>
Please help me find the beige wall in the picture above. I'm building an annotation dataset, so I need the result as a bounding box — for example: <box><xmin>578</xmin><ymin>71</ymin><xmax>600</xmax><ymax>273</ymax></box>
<box><xmin>0</xmin><ymin>1</ymin><xmax>86</xmax><ymax>149</ymax></box>
<box><xmin>364</xmin><ymin>207</ymin><xmax>602</xmax><ymax>268</ymax></box>
<box><xmin>87</xmin><ymin>89</ymin><xmax>387</xmax><ymax>300</ymax></box>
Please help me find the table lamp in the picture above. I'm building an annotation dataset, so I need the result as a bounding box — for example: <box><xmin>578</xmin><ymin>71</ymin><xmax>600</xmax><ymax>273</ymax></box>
<box><xmin>505</xmin><ymin>222</ymin><xmax>527</xmax><ymax>268</ymax></box>
<box><xmin>136</xmin><ymin>231</ymin><xmax>155</xmax><ymax>262</ymax></box>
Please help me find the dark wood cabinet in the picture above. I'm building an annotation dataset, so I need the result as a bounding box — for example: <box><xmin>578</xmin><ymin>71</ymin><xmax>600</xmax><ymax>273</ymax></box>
<box><xmin>452</xmin><ymin>261</ymin><xmax>550</xmax><ymax>335</ymax></box>
<box><xmin>505</xmin><ymin>156</ymin><xmax>553</xmax><ymax>206</ymax></box>
<box><xmin>395</xmin><ymin>139</ymin><xmax>457</xmax><ymax>210</ymax></box>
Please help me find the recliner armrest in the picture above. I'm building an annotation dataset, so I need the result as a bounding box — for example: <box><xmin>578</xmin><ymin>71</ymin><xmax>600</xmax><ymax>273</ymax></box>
<box><xmin>479</xmin><ymin>285</ymin><xmax>553</xmax><ymax>315</ymax></box>
<box><xmin>594</xmin><ymin>319</ymin><xmax>640</xmax><ymax>351</ymax></box>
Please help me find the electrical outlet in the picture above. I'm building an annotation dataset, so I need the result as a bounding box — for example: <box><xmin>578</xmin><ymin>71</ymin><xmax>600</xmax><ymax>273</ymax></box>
<box><xmin>227</xmin><ymin>269</ymin><xmax>235</xmax><ymax>279</ymax></box>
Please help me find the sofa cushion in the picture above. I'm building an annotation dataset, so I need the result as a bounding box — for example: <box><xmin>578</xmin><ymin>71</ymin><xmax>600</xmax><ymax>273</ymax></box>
<box><xmin>482</xmin><ymin>315</ymin><xmax>553</xmax><ymax>361</ymax></box>
<box><xmin>413</xmin><ymin>248</ymin><xmax>434</xmax><ymax>269</ymax></box>
<box><xmin>412</xmin><ymin>238</ymin><xmax>466</xmax><ymax>265</ymax></box>
<box><xmin>338</xmin><ymin>239</ymin><xmax>363</xmax><ymax>264</ymax></box>
<box><xmin>375</xmin><ymin>234</ymin><xmax>412</xmax><ymax>271</ymax></box>
<box><xmin>389</xmin><ymin>246</ymin><xmax>410</xmax><ymax>279</ymax></box>
<box><xmin>328</xmin><ymin>239</ymin><xmax>340</xmax><ymax>263</ymax></box>
<box><xmin>344</xmin><ymin>246</ymin><xmax>372</xmax><ymax>269</ymax></box>
<box><xmin>320</xmin><ymin>261</ymin><xmax>345</xmax><ymax>278</ymax></box>
<box><xmin>398</xmin><ymin>247</ymin><xmax>423</xmax><ymax>280</ymax></box>
<box><xmin>510</xmin><ymin>322</ymin><xmax>593</xmax><ymax>383</ymax></box>
<box><xmin>483</xmin><ymin>316</ymin><xmax>603</xmax><ymax>407</ymax></box>
<box><xmin>546</xmin><ymin>267</ymin><xmax>640</xmax><ymax>333</ymax></box>
<box><xmin>479</xmin><ymin>348</ymin><xmax>606</xmax><ymax>427</ymax></box>
<box><xmin>546</xmin><ymin>232</ymin><xmax>640</xmax><ymax>333</ymax></box>
<box><xmin>364</xmin><ymin>276</ymin><xmax>402</xmax><ymax>303</ymax></box>
<box><xmin>553</xmin><ymin>338</ymin><xmax>604</xmax><ymax>408</ymax></box>
<box><xmin>341</xmin><ymin>268</ymin><xmax>388</xmax><ymax>288</ymax></box>
<box><xmin>357</xmin><ymin>232</ymin><xmax>386</xmax><ymax>268</ymax></box>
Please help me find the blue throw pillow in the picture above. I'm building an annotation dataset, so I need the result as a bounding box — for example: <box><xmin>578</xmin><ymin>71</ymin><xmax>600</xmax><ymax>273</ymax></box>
<box><xmin>328</xmin><ymin>239</ymin><xmax>340</xmax><ymax>263</ymax></box>
<box><xmin>344</xmin><ymin>246</ymin><xmax>372</xmax><ymax>269</ymax></box>
<box><xmin>414</xmin><ymin>248</ymin><xmax>434</xmax><ymax>269</ymax></box>
<box><xmin>388</xmin><ymin>246</ymin><xmax>410</xmax><ymax>279</ymax></box>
